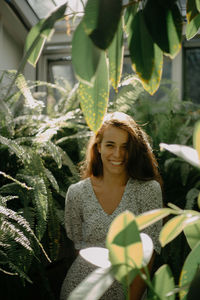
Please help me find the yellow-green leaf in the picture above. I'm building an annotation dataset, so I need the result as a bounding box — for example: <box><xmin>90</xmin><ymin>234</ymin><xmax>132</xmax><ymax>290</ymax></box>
<box><xmin>186</xmin><ymin>0</ymin><xmax>199</xmax><ymax>22</ymax></box>
<box><xmin>196</xmin><ymin>0</ymin><xmax>200</xmax><ymax>11</ymax></box>
<box><xmin>108</xmin><ymin>18</ymin><xmax>124</xmax><ymax>92</ymax></box>
<box><xmin>106</xmin><ymin>211</ymin><xmax>143</xmax><ymax>283</ymax></box>
<box><xmin>160</xmin><ymin>215</ymin><xmax>188</xmax><ymax>247</ymax></box>
<box><xmin>186</xmin><ymin>13</ymin><xmax>200</xmax><ymax>40</ymax></box>
<box><xmin>78</xmin><ymin>52</ymin><xmax>109</xmax><ymax>132</ymax></box>
<box><xmin>184</xmin><ymin>220</ymin><xmax>200</xmax><ymax>249</ymax></box>
<box><xmin>25</xmin><ymin>4</ymin><xmax>66</xmax><ymax>66</ymax></box>
<box><xmin>136</xmin><ymin>208</ymin><xmax>171</xmax><ymax>231</ymax></box>
<box><xmin>193</xmin><ymin>121</ymin><xmax>200</xmax><ymax>161</ymax></box>
<box><xmin>148</xmin><ymin>265</ymin><xmax>175</xmax><ymax>300</ymax></box>
<box><xmin>179</xmin><ymin>240</ymin><xmax>200</xmax><ymax>299</ymax></box>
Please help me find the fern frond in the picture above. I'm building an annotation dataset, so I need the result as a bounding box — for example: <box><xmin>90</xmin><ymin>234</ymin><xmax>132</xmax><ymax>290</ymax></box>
<box><xmin>42</xmin><ymin>141</ymin><xmax>62</xmax><ymax>169</ymax></box>
<box><xmin>57</xmin><ymin>146</ymin><xmax>79</xmax><ymax>180</ymax></box>
<box><xmin>44</xmin><ymin>167</ymin><xmax>59</xmax><ymax>192</ymax></box>
<box><xmin>0</xmin><ymin>195</ymin><xmax>18</xmax><ymax>205</ymax></box>
<box><xmin>1</xmin><ymin>220</ymin><xmax>32</xmax><ymax>251</ymax></box>
<box><xmin>18</xmin><ymin>174</ymin><xmax>48</xmax><ymax>240</ymax></box>
<box><xmin>15</xmin><ymin>74</ymin><xmax>44</xmax><ymax>113</ymax></box>
<box><xmin>0</xmin><ymin>171</ymin><xmax>33</xmax><ymax>190</ymax></box>
<box><xmin>0</xmin><ymin>135</ymin><xmax>30</xmax><ymax>162</ymax></box>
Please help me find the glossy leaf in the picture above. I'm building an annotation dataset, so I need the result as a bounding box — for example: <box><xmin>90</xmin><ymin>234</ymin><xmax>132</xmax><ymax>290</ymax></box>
<box><xmin>149</xmin><ymin>264</ymin><xmax>175</xmax><ymax>300</ymax></box>
<box><xmin>108</xmin><ymin>18</ymin><xmax>124</xmax><ymax>92</ymax></box>
<box><xmin>160</xmin><ymin>143</ymin><xmax>200</xmax><ymax>169</ymax></box>
<box><xmin>144</xmin><ymin>0</ymin><xmax>182</xmax><ymax>58</ymax></box>
<box><xmin>179</xmin><ymin>241</ymin><xmax>200</xmax><ymax>299</ymax></box>
<box><xmin>25</xmin><ymin>4</ymin><xmax>67</xmax><ymax>66</ymax></box>
<box><xmin>142</xmin><ymin>43</ymin><xmax>163</xmax><ymax>95</ymax></box>
<box><xmin>193</xmin><ymin>121</ymin><xmax>200</xmax><ymax>160</ymax></box>
<box><xmin>106</xmin><ymin>211</ymin><xmax>143</xmax><ymax>283</ymax></box>
<box><xmin>78</xmin><ymin>52</ymin><xmax>109</xmax><ymax>132</ymax></box>
<box><xmin>128</xmin><ymin>11</ymin><xmax>163</xmax><ymax>95</ymax></box>
<box><xmin>72</xmin><ymin>21</ymin><xmax>101</xmax><ymax>85</ymax></box>
<box><xmin>186</xmin><ymin>0</ymin><xmax>199</xmax><ymax>22</ymax></box>
<box><xmin>160</xmin><ymin>215</ymin><xmax>188</xmax><ymax>246</ymax></box>
<box><xmin>184</xmin><ymin>220</ymin><xmax>200</xmax><ymax>249</ymax></box>
<box><xmin>68</xmin><ymin>267</ymin><xmax>114</xmax><ymax>300</ymax></box>
<box><xmin>186</xmin><ymin>13</ymin><xmax>200</xmax><ymax>40</ymax></box>
<box><xmin>136</xmin><ymin>208</ymin><xmax>171</xmax><ymax>231</ymax></box>
<box><xmin>83</xmin><ymin>0</ymin><xmax>122</xmax><ymax>49</ymax></box>
<box><xmin>80</xmin><ymin>247</ymin><xmax>111</xmax><ymax>268</ymax></box>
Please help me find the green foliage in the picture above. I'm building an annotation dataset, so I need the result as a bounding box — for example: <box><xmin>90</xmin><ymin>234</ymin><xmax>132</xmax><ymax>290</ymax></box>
<box><xmin>0</xmin><ymin>70</ymin><xmax>86</xmax><ymax>291</ymax></box>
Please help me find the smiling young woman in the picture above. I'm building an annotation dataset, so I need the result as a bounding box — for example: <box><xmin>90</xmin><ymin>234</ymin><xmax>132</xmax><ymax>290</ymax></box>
<box><xmin>60</xmin><ymin>112</ymin><xmax>163</xmax><ymax>300</ymax></box>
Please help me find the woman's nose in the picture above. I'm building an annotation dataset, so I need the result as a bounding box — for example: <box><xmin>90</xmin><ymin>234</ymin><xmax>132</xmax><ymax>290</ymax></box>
<box><xmin>113</xmin><ymin>147</ymin><xmax>121</xmax><ymax>157</ymax></box>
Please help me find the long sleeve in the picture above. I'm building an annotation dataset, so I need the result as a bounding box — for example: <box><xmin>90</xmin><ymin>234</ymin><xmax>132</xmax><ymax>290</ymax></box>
<box><xmin>65</xmin><ymin>184</ymin><xmax>83</xmax><ymax>250</ymax></box>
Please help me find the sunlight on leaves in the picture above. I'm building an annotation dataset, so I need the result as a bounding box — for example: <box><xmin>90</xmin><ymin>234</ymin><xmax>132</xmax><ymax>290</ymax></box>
<box><xmin>106</xmin><ymin>211</ymin><xmax>143</xmax><ymax>283</ymax></box>
<box><xmin>79</xmin><ymin>51</ymin><xmax>109</xmax><ymax>132</ymax></box>
<box><xmin>160</xmin><ymin>143</ymin><xmax>200</xmax><ymax>169</ymax></box>
<box><xmin>80</xmin><ymin>247</ymin><xmax>111</xmax><ymax>268</ymax></box>
<box><xmin>136</xmin><ymin>208</ymin><xmax>171</xmax><ymax>231</ymax></box>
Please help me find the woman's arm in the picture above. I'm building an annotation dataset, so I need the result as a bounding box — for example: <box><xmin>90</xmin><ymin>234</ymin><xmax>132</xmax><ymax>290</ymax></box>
<box><xmin>129</xmin><ymin>252</ymin><xmax>155</xmax><ymax>300</ymax></box>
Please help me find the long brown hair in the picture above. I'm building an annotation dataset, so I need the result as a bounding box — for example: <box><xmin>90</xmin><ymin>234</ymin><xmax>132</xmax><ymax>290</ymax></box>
<box><xmin>80</xmin><ymin>112</ymin><xmax>162</xmax><ymax>186</ymax></box>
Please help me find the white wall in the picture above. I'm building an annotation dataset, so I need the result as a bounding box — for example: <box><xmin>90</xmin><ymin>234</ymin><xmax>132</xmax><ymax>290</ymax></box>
<box><xmin>0</xmin><ymin>0</ymin><xmax>36</xmax><ymax>80</ymax></box>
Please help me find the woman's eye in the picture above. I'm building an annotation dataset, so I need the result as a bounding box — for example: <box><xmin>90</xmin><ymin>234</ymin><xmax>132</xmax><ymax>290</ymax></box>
<box><xmin>106</xmin><ymin>144</ymin><xmax>113</xmax><ymax>148</ymax></box>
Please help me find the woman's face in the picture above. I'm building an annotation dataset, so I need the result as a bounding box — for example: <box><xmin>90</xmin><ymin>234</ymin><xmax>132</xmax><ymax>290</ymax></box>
<box><xmin>98</xmin><ymin>125</ymin><xmax>129</xmax><ymax>178</ymax></box>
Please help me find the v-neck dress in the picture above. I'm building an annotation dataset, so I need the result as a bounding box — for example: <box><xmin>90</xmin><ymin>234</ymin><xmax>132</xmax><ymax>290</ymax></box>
<box><xmin>60</xmin><ymin>177</ymin><xmax>162</xmax><ymax>300</ymax></box>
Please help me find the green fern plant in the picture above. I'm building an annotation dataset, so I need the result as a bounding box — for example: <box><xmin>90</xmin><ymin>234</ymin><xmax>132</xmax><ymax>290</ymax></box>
<box><xmin>0</xmin><ymin>70</ymin><xmax>89</xmax><ymax>294</ymax></box>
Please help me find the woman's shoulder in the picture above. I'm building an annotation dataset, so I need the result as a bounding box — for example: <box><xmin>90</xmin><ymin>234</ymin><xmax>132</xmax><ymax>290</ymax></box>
<box><xmin>68</xmin><ymin>178</ymin><xmax>91</xmax><ymax>193</ymax></box>
<box><xmin>129</xmin><ymin>178</ymin><xmax>161</xmax><ymax>192</ymax></box>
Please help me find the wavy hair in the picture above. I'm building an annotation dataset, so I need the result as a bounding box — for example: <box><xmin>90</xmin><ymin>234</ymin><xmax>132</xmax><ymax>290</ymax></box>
<box><xmin>80</xmin><ymin>112</ymin><xmax>162</xmax><ymax>186</ymax></box>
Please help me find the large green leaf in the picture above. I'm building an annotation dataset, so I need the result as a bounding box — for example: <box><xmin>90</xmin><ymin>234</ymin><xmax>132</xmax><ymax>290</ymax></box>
<box><xmin>186</xmin><ymin>13</ymin><xmax>200</xmax><ymax>40</ymax></box>
<box><xmin>83</xmin><ymin>0</ymin><xmax>122</xmax><ymax>49</ymax></box>
<box><xmin>108</xmin><ymin>18</ymin><xmax>124</xmax><ymax>92</ymax></box>
<box><xmin>179</xmin><ymin>241</ymin><xmax>200</xmax><ymax>299</ymax></box>
<box><xmin>144</xmin><ymin>0</ymin><xmax>182</xmax><ymax>58</ymax></box>
<box><xmin>184</xmin><ymin>221</ymin><xmax>200</xmax><ymax>249</ymax></box>
<box><xmin>149</xmin><ymin>265</ymin><xmax>175</xmax><ymax>300</ymax></box>
<box><xmin>72</xmin><ymin>21</ymin><xmax>101</xmax><ymax>85</ymax></box>
<box><xmin>106</xmin><ymin>211</ymin><xmax>143</xmax><ymax>284</ymax></box>
<box><xmin>25</xmin><ymin>4</ymin><xmax>67</xmax><ymax>66</ymax></box>
<box><xmin>160</xmin><ymin>143</ymin><xmax>200</xmax><ymax>169</ymax></box>
<box><xmin>78</xmin><ymin>52</ymin><xmax>109</xmax><ymax>132</ymax></box>
<box><xmin>128</xmin><ymin>11</ymin><xmax>163</xmax><ymax>95</ymax></box>
<box><xmin>186</xmin><ymin>0</ymin><xmax>199</xmax><ymax>22</ymax></box>
<box><xmin>68</xmin><ymin>267</ymin><xmax>114</xmax><ymax>300</ymax></box>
